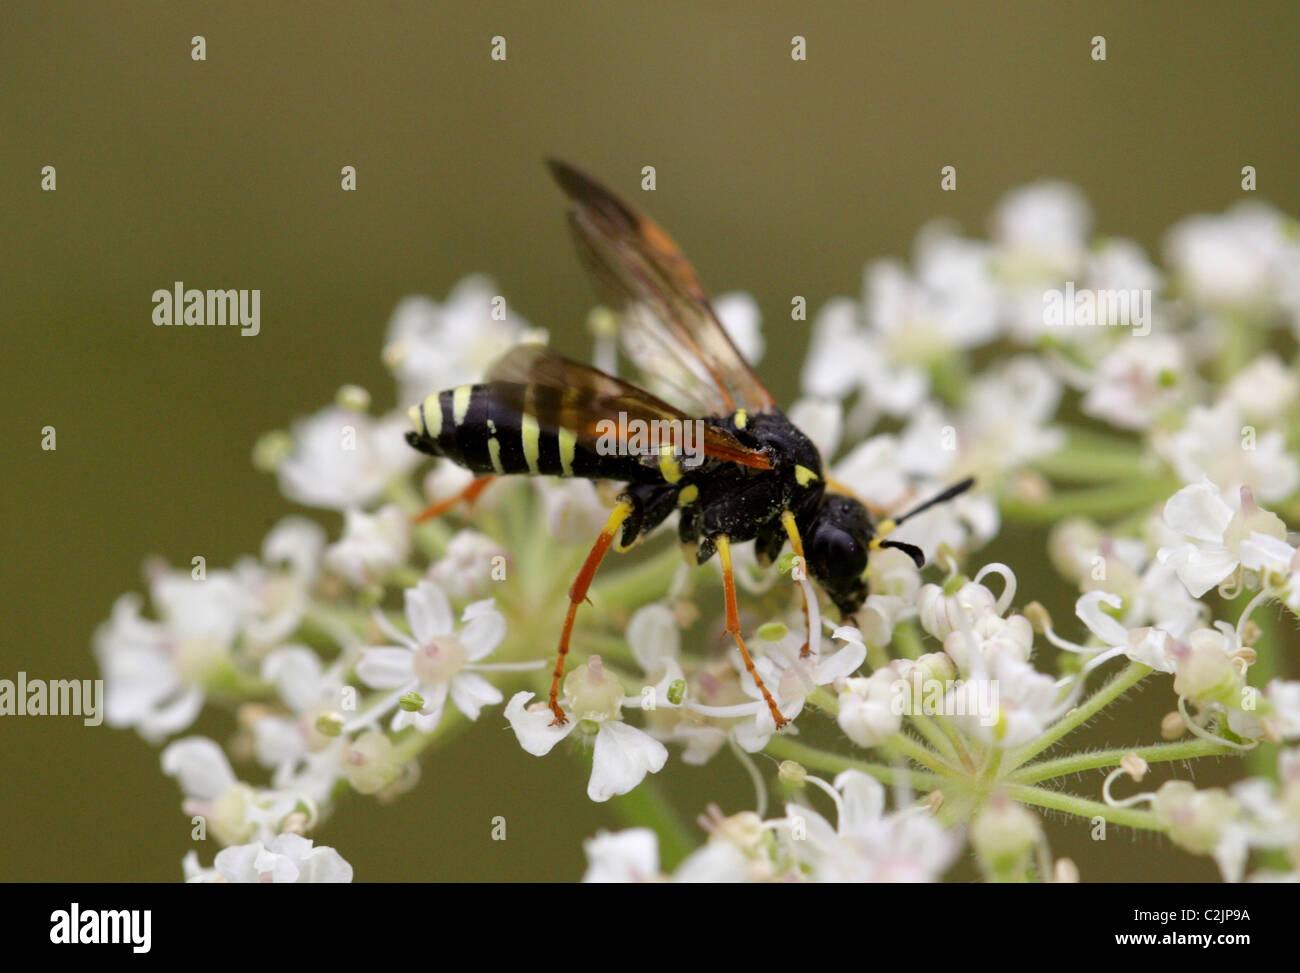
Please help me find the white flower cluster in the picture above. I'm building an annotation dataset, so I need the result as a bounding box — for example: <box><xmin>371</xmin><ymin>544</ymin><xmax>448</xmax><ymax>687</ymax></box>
<box><xmin>93</xmin><ymin>190</ymin><xmax>1300</xmax><ymax>882</ymax></box>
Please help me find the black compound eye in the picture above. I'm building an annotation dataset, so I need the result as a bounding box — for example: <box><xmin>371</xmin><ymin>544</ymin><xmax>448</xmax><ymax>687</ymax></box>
<box><xmin>809</xmin><ymin>524</ymin><xmax>867</xmax><ymax>582</ymax></box>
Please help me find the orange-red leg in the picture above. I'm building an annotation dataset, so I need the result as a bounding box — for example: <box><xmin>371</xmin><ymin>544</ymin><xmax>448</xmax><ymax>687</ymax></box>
<box><xmin>780</xmin><ymin>511</ymin><xmax>813</xmax><ymax>658</ymax></box>
<box><xmin>548</xmin><ymin>499</ymin><xmax>634</xmax><ymax>725</ymax></box>
<box><xmin>716</xmin><ymin>534</ymin><xmax>789</xmax><ymax>730</ymax></box>
<box><xmin>413</xmin><ymin>475</ymin><xmax>495</xmax><ymax>523</ymax></box>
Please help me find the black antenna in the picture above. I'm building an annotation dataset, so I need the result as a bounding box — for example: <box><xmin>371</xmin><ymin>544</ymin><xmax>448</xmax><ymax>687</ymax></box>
<box><xmin>891</xmin><ymin>476</ymin><xmax>976</xmax><ymax>527</ymax></box>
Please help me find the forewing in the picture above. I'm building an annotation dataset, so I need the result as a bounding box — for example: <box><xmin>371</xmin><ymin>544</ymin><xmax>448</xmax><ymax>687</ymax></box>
<box><xmin>547</xmin><ymin>159</ymin><xmax>777</xmax><ymax>416</ymax></box>
<box><xmin>487</xmin><ymin>345</ymin><xmax>770</xmax><ymax>469</ymax></box>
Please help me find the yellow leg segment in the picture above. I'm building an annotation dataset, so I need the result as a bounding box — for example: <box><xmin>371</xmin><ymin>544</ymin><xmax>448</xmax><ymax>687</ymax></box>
<box><xmin>780</xmin><ymin>510</ymin><xmax>814</xmax><ymax>658</ymax></box>
<box><xmin>717</xmin><ymin>534</ymin><xmax>789</xmax><ymax>730</ymax></box>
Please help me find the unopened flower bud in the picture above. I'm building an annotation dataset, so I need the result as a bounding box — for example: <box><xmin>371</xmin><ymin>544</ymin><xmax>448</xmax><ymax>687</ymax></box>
<box><xmin>1152</xmin><ymin>781</ymin><xmax>1236</xmax><ymax>855</ymax></box>
<box><xmin>837</xmin><ymin>674</ymin><xmax>902</xmax><ymax>746</ymax></box>
<box><xmin>315</xmin><ymin>711</ymin><xmax>345</xmax><ymax>738</ymax></box>
<box><xmin>336</xmin><ymin>384</ymin><xmax>371</xmax><ymax>412</ymax></box>
<box><xmin>972</xmin><ymin>795</ymin><xmax>1041</xmax><ymax>875</ymax></box>
<box><xmin>252</xmin><ymin>430</ymin><xmax>294</xmax><ymax>473</ymax></box>
<box><xmin>564</xmin><ymin>656</ymin><xmax>625</xmax><ymax>722</ymax></box>
<box><xmin>1023</xmin><ymin>601</ymin><xmax>1052</xmax><ymax>634</ymax></box>
<box><xmin>778</xmin><ymin>761</ymin><xmax>807</xmax><ymax>786</ymax></box>
<box><xmin>344</xmin><ymin>730</ymin><xmax>401</xmax><ymax>795</ymax></box>
<box><xmin>1054</xmin><ymin>858</ymin><xmax>1080</xmax><ymax>883</ymax></box>
<box><xmin>1120</xmin><ymin>753</ymin><xmax>1148</xmax><ymax>782</ymax></box>
<box><xmin>1173</xmin><ymin>630</ymin><xmax>1242</xmax><ymax>705</ymax></box>
<box><xmin>919</xmin><ymin>580</ymin><xmax>998</xmax><ymax>640</ymax></box>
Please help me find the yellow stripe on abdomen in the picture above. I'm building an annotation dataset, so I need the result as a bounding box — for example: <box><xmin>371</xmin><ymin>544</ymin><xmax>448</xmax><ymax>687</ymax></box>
<box><xmin>558</xmin><ymin>427</ymin><xmax>577</xmax><ymax>476</ymax></box>
<box><xmin>452</xmin><ymin>385</ymin><xmax>473</xmax><ymax>426</ymax></box>
<box><xmin>521</xmin><ymin>413</ymin><xmax>541</xmax><ymax>474</ymax></box>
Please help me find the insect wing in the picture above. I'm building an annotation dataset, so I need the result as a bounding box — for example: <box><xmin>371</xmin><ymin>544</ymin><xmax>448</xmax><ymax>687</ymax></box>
<box><xmin>547</xmin><ymin>159</ymin><xmax>777</xmax><ymax>417</ymax></box>
<box><xmin>487</xmin><ymin>344</ymin><xmax>770</xmax><ymax>470</ymax></box>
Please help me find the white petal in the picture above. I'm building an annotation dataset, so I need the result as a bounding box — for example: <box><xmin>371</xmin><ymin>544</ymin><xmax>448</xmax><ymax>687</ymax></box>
<box><xmin>581</xmin><ymin>828</ymin><xmax>660</xmax><ymax>883</ymax></box>
<box><xmin>449</xmin><ymin>672</ymin><xmax>503</xmax><ymax>721</ymax></box>
<box><xmin>161</xmin><ymin>737</ymin><xmax>237</xmax><ymax>800</ymax></box>
<box><xmin>833</xmin><ymin>770</ymin><xmax>886</xmax><ymax>833</ymax></box>
<box><xmin>627</xmin><ymin>603</ymin><xmax>680</xmax><ymax>672</ymax></box>
<box><xmin>214</xmin><ymin>842</ymin><xmax>264</xmax><ymax>882</ymax></box>
<box><xmin>1127</xmin><ymin>627</ymin><xmax>1176</xmax><ymax>673</ymax></box>
<box><xmin>1075</xmin><ymin>590</ymin><xmax>1129</xmax><ymax>647</ymax></box>
<box><xmin>297</xmin><ymin>846</ymin><xmax>354</xmax><ymax>883</ymax></box>
<box><xmin>253</xmin><ymin>715</ymin><xmax>304</xmax><ymax>767</ymax></box>
<box><xmin>672</xmin><ymin>842</ymin><xmax>751</xmax><ymax>883</ymax></box>
<box><xmin>261</xmin><ymin>645</ymin><xmax>325</xmax><ymax>713</ymax></box>
<box><xmin>504</xmin><ymin>691</ymin><xmax>574</xmax><ymax>756</ymax></box>
<box><xmin>460</xmin><ymin>597</ymin><xmax>499</xmax><ymax>621</ymax></box>
<box><xmin>1170</xmin><ymin>545</ymin><xmax>1239</xmax><ymax>598</ymax></box>
<box><xmin>588</xmin><ymin>721</ymin><xmax>668</xmax><ymax>802</ymax></box>
<box><xmin>814</xmin><ymin>639</ymin><xmax>866</xmax><ymax>684</ymax></box>
<box><xmin>715</xmin><ymin>292</ymin><xmax>764</xmax><ymax>366</ymax></box>
<box><xmin>1163</xmin><ymin>479</ymin><xmax>1233</xmax><ymax>542</ymax></box>
<box><xmin>355</xmin><ymin>647</ymin><xmax>416</xmax><ymax>689</ymax></box>
<box><xmin>136</xmin><ymin>687</ymin><xmax>205</xmax><ymax>743</ymax></box>
<box><xmin>1238</xmin><ymin>533</ymin><xmax>1297</xmax><ymax>574</ymax></box>
<box><xmin>412</xmin><ymin>681</ymin><xmax>449</xmax><ymax>732</ymax></box>
<box><xmin>787</xmin><ymin>397</ymin><xmax>843</xmax><ymax>459</ymax></box>
<box><xmin>459</xmin><ymin>609</ymin><xmax>506</xmax><ymax>662</ymax></box>
<box><xmin>406</xmin><ymin>579</ymin><xmax>453</xmax><ymax>643</ymax></box>
<box><xmin>731</xmin><ymin>716</ymin><xmax>775</xmax><ymax>753</ymax></box>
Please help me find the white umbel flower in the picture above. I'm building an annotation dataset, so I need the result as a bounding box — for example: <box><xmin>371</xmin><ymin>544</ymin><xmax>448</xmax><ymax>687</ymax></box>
<box><xmin>1157</xmin><ymin>478</ymin><xmax>1293</xmax><ymax>597</ymax></box>
<box><xmin>357</xmin><ymin>580</ymin><xmax>509</xmax><ymax>732</ymax></box>
<box><xmin>214</xmin><ymin>834</ymin><xmax>353</xmax><ymax>883</ymax></box>
<box><xmin>504</xmin><ymin>656</ymin><xmax>669</xmax><ymax>803</ymax></box>
<box><xmin>276</xmin><ymin>407</ymin><xmax>417</xmax><ymax>511</ymax></box>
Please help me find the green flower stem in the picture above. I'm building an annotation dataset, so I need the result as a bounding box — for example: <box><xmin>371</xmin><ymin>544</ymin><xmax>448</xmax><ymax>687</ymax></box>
<box><xmin>978</xmin><ymin>746</ymin><xmax>1002</xmax><ymax>786</ymax></box>
<box><xmin>908</xmin><ymin>713</ymin><xmax>962</xmax><ymax>763</ymax></box>
<box><xmin>764</xmin><ymin>737</ymin><xmax>943</xmax><ymax>792</ymax></box>
<box><xmin>1004</xmin><ymin>783</ymin><xmax>1164</xmax><ymax>832</ymax></box>
<box><xmin>385</xmin><ymin>477</ymin><xmax>450</xmax><ymax>557</ymax></box>
<box><xmin>806</xmin><ymin>686</ymin><xmax>839</xmax><ymax>714</ymax></box>
<box><xmin>391</xmin><ymin>709</ymin><xmax>469</xmax><ymax>764</ymax></box>
<box><xmin>865</xmin><ymin>641</ymin><xmax>891</xmax><ymax>670</ymax></box>
<box><xmin>886</xmin><ymin>731</ymin><xmax>959</xmax><ymax>777</ymax></box>
<box><xmin>1034</xmin><ymin>439</ymin><xmax>1149</xmax><ymax>483</ymax></box>
<box><xmin>610</xmin><ymin>777</ymin><xmax>697</xmax><ymax>870</ymax></box>
<box><xmin>1241</xmin><ymin>602</ymin><xmax>1287</xmax><ymax>810</ymax></box>
<box><xmin>1011</xmin><ymin>739</ymin><xmax>1234</xmax><ymax>784</ymax></box>
<box><xmin>592</xmin><ymin>543</ymin><xmax>683</xmax><ymax>609</ymax></box>
<box><xmin>390</xmin><ymin>566</ymin><xmax>424</xmax><ymax>588</ymax></box>
<box><xmin>1031</xmin><ymin>428</ymin><xmax>1147</xmax><ymax>483</ymax></box>
<box><xmin>1214</xmin><ymin>311</ymin><xmax>1264</xmax><ymax>387</ymax></box>
<box><xmin>1004</xmin><ymin>661</ymin><xmax>1152</xmax><ymax>771</ymax></box>
<box><xmin>928</xmin><ymin>353</ymin><xmax>969</xmax><ymax>406</ymax></box>
<box><xmin>1000</xmin><ymin>478</ymin><xmax>1182</xmax><ymax>524</ymax></box>
<box><xmin>804</xmin><ymin>686</ymin><xmax>963</xmax><ymax>771</ymax></box>
<box><xmin>207</xmin><ymin>663</ymin><xmax>274</xmax><ymax>701</ymax></box>
<box><xmin>887</xmin><ymin>622</ymin><xmax>975</xmax><ymax>766</ymax></box>
<box><xmin>892</xmin><ymin>620</ymin><xmax>925</xmax><ymax>660</ymax></box>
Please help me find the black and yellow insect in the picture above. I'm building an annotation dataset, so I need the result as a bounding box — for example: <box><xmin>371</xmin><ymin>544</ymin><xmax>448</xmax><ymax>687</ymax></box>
<box><xmin>406</xmin><ymin>160</ymin><xmax>973</xmax><ymax>729</ymax></box>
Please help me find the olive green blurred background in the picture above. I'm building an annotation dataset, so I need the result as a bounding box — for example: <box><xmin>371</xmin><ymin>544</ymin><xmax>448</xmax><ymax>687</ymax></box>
<box><xmin>3</xmin><ymin>1</ymin><xmax>1298</xmax><ymax>882</ymax></box>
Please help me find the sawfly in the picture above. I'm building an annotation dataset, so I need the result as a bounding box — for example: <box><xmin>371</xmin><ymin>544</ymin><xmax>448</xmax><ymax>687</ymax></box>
<box><xmin>406</xmin><ymin>160</ymin><xmax>973</xmax><ymax>728</ymax></box>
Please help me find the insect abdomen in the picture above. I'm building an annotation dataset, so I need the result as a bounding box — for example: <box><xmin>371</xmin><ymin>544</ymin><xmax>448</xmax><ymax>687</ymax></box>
<box><xmin>406</xmin><ymin>384</ymin><xmax>656</xmax><ymax>482</ymax></box>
